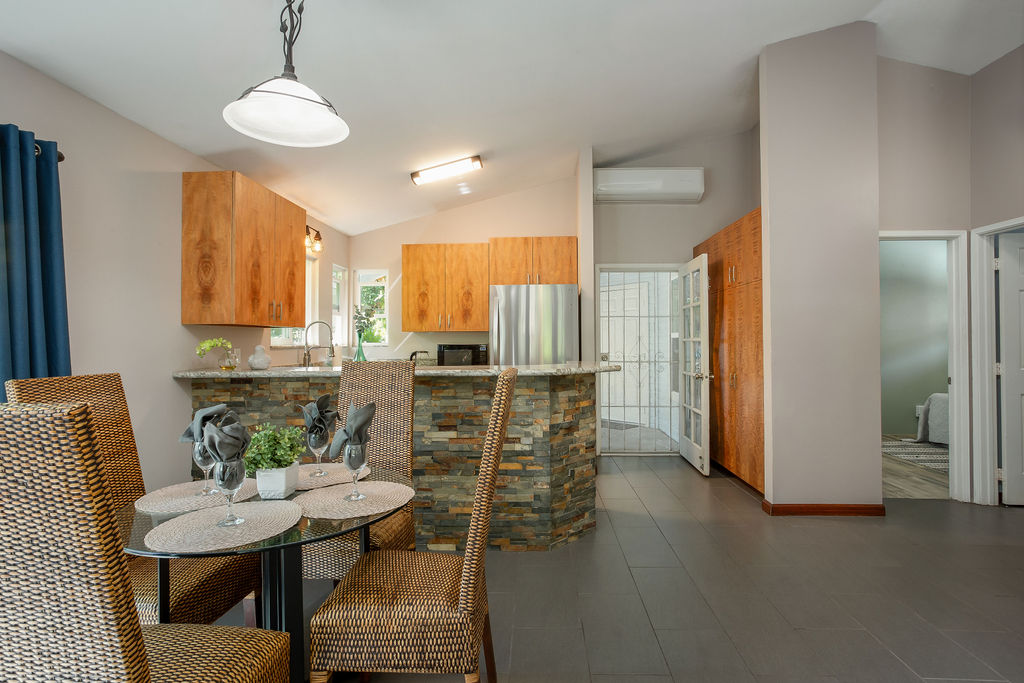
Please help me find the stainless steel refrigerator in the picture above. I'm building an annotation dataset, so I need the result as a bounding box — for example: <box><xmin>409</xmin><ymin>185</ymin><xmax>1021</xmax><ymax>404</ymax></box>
<box><xmin>489</xmin><ymin>284</ymin><xmax>579</xmax><ymax>365</ymax></box>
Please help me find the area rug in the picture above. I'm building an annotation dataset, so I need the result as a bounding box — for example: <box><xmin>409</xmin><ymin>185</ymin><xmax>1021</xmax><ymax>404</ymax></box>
<box><xmin>882</xmin><ymin>439</ymin><xmax>949</xmax><ymax>473</ymax></box>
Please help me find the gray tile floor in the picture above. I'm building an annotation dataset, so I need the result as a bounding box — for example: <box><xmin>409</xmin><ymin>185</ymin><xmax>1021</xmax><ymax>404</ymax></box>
<box><xmin>224</xmin><ymin>455</ymin><xmax>1024</xmax><ymax>682</ymax></box>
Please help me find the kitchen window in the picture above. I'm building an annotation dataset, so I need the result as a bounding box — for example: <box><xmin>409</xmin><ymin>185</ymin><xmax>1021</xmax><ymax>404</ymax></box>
<box><xmin>331</xmin><ymin>264</ymin><xmax>348</xmax><ymax>346</ymax></box>
<box><xmin>356</xmin><ymin>269</ymin><xmax>388</xmax><ymax>345</ymax></box>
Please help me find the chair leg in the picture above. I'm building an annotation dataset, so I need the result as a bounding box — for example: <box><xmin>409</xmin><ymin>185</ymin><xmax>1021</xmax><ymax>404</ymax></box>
<box><xmin>240</xmin><ymin>589</ymin><xmax>260</xmax><ymax>626</ymax></box>
<box><xmin>309</xmin><ymin>672</ymin><xmax>333</xmax><ymax>683</ymax></box>
<box><xmin>464</xmin><ymin>672</ymin><xmax>480</xmax><ymax>683</ymax></box>
<box><xmin>482</xmin><ymin>613</ymin><xmax>497</xmax><ymax>683</ymax></box>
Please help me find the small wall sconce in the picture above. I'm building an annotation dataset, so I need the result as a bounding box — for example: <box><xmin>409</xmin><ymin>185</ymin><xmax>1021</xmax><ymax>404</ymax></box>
<box><xmin>305</xmin><ymin>226</ymin><xmax>323</xmax><ymax>253</ymax></box>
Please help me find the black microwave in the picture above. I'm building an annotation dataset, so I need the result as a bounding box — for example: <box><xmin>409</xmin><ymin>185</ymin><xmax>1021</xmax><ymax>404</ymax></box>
<box><xmin>437</xmin><ymin>344</ymin><xmax>488</xmax><ymax>366</ymax></box>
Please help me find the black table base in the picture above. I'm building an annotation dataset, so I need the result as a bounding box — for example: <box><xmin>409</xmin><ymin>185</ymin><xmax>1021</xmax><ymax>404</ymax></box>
<box><xmin>262</xmin><ymin>546</ymin><xmax>305</xmax><ymax>682</ymax></box>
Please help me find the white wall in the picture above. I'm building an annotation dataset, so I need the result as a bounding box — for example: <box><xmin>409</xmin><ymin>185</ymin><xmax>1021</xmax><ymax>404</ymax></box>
<box><xmin>347</xmin><ymin>177</ymin><xmax>578</xmax><ymax>360</ymax></box>
<box><xmin>0</xmin><ymin>50</ymin><xmax>346</xmax><ymax>490</ymax></box>
<box><xmin>594</xmin><ymin>130</ymin><xmax>760</xmax><ymax>264</ymax></box>
<box><xmin>971</xmin><ymin>44</ymin><xmax>1024</xmax><ymax>229</ymax></box>
<box><xmin>759</xmin><ymin>21</ymin><xmax>882</xmax><ymax>505</ymax></box>
<box><xmin>877</xmin><ymin>58</ymin><xmax>971</xmax><ymax>230</ymax></box>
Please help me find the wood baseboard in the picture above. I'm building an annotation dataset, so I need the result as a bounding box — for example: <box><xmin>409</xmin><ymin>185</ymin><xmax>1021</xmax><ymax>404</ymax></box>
<box><xmin>761</xmin><ymin>500</ymin><xmax>886</xmax><ymax>516</ymax></box>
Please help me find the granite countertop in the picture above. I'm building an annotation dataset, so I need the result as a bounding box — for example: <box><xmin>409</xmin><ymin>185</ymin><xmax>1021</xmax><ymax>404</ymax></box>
<box><xmin>172</xmin><ymin>362</ymin><xmax>621</xmax><ymax>380</ymax></box>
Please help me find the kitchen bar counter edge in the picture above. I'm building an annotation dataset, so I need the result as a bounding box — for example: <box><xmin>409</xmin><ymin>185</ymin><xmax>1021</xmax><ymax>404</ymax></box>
<box><xmin>172</xmin><ymin>362</ymin><xmax>620</xmax><ymax>380</ymax></box>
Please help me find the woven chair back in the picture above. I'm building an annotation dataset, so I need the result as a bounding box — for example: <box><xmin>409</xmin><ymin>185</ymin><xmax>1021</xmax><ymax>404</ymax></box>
<box><xmin>337</xmin><ymin>360</ymin><xmax>414</xmax><ymax>476</ymax></box>
<box><xmin>457</xmin><ymin>367</ymin><xmax>518</xmax><ymax>614</ymax></box>
<box><xmin>5</xmin><ymin>373</ymin><xmax>146</xmax><ymax>508</ymax></box>
<box><xmin>0</xmin><ymin>402</ymin><xmax>151</xmax><ymax>682</ymax></box>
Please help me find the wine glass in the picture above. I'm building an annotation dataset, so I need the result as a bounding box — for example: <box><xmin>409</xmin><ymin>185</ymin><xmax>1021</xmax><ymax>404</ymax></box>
<box><xmin>213</xmin><ymin>460</ymin><xmax>247</xmax><ymax>527</ymax></box>
<box><xmin>307</xmin><ymin>429</ymin><xmax>330</xmax><ymax>478</ymax></box>
<box><xmin>342</xmin><ymin>444</ymin><xmax>367</xmax><ymax>501</ymax></box>
<box><xmin>192</xmin><ymin>442</ymin><xmax>218</xmax><ymax>496</ymax></box>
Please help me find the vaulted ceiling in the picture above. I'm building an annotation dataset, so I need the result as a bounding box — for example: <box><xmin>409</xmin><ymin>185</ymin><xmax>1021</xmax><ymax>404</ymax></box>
<box><xmin>1</xmin><ymin>0</ymin><xmax>1020</xmax><ymax>234</ymax></box>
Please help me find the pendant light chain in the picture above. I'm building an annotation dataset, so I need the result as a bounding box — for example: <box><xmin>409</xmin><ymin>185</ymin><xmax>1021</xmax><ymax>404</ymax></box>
<box><xmin>280</xmin><ymin>0</ymin><xmax>304</xmax><ymax>80</ymax></box>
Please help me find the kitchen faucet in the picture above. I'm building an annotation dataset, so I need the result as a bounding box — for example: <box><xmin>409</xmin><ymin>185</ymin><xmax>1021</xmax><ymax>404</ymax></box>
<box><xmin>303</xmin><ymin>320</ymin><xmax>335</xmax><ymax>367</ymax></box>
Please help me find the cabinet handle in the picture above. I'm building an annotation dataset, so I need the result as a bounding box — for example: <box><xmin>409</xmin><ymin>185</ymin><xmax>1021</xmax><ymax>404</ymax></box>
<box><xmin>269</xmin><ymin>302</ymin><xmax>275</xmax><ymax>320</ymax></box>
<box><xmin>537</xmin><ymin>273</ymin><xmax>541</xmax><ymax>284</ymax></box>
<box><xmin>448</xmin><ymin>314</ymin><xmax>452</xmax><ymax>329</ymax></box>
<box><xmin>438</xmin><ymin>314</ymin><xmax>443</xmax><ymax>329</ymax></box>
<box><xmin>276</xmin><ymin>302</ymin><xmax>282</xmax><ymax>321</ymax></box>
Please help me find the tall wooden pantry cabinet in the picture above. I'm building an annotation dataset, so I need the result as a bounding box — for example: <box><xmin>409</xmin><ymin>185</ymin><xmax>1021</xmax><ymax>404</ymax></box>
<box><xmin>693</xmin><ymin>208</ymin><xmax>764</xmax><ymax>492</ymax></box>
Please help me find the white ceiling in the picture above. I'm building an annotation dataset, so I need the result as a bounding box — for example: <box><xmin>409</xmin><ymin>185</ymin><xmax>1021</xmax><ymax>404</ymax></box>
<box><xmin>0</xmin><ymin>0</ymin><xmax>1021</xmax><ymax>235</ymax></box>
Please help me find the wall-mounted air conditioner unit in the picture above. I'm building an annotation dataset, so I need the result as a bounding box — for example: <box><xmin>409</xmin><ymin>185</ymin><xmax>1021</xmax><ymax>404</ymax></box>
<box><xmin>593</xmin><ymin>167</ymin><xmax>705</xmax><ymax>203</ymax></box>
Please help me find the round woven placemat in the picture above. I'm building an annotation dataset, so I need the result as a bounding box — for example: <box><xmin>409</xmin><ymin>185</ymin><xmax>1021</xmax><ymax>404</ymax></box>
<box><xmin>134</xmin><ymin>479</ymin><xmax>258</xmax><ymax>514</ymax></box>
<box><xmin>294</xmin><ymin>481</ymin><xmax>415</xmax><ymax>520</ymax></box>
<box><xmin>295</xmin><ymin>463</ymin><xmax>370</xmax><ymax>490</ymax></box>
<box><xmin>143</xmin><ymin>501</ymin><xmax>302</xmax><ymax>553</ymax></box>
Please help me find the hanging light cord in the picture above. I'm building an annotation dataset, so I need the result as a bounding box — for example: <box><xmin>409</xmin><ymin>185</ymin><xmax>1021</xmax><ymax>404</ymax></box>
<box><xmin>279</xmin><ymin>0</ymin><xmax>303</xmax><ymax>80</ymax></box>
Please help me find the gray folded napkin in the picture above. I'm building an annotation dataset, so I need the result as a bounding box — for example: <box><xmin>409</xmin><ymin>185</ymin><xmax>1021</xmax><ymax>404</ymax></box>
<box><xmin>179</xmin><ymin>403</ymin><xmax>228</xmax><ymax>443</ymax></box>
<box><xmin>328</xmin><ymin>401</ymin><xmax>375</xmax><ymax>460</ymax></box>
<box><xmin>301</xmin><ymin>394</ymin><xmax>338</xmax><ymax>438</ymax></box>
<box><xmin>202</xmin><ymin>411</ymin><xmax>251</xmax><ymax>463</ymax></box>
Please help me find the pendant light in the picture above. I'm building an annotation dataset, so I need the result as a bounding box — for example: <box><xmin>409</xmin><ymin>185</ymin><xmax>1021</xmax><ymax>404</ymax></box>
<box><xmin>223</xmin><ymin>0</ymin><xmax>349</xmax><ymax>147</ymax></box>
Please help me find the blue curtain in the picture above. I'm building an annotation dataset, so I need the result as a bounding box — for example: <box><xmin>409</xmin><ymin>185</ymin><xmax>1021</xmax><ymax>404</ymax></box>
<box><xmin>0</xmin><ymin>124</ymin><xmax>71</xmax><ymax>401</ymax></box>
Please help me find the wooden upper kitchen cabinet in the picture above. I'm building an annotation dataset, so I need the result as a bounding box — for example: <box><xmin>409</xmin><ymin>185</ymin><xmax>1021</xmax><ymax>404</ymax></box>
<box><xmin>697</xmin><ymin>208</ymin><xmax>760</xmax><ymax>293</ymax></box>
<box><xmin>401</xmin><ymin>243</ymin><xmax>446</xmax><ymax>332</ymax></box>
<box><xmin>445</xmin><ymin>243</ymin><xmax>490</xmax><ymax>331</ymax></box>
<box><xmin>181</xmin><ymin>171</ymin><xmax>306</xmax><ymax>327</ymax></box>
<box><xmin>489</xmin><ymin>237</ymin><xmax>533</xmax><ymax>285</ymax></box>
<box><xmin>488</xmin><ymin>235</ymin><xmax>578</xmax><ymax>286</ymax></box>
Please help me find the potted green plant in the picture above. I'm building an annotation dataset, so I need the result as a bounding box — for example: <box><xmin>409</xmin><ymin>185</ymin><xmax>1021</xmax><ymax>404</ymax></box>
<box><xmin>196</xmin><ymin>337</ymin><xmax>239</xmax><ymax>371</ymax></box>
<box><xmin>244</xmin><ymin>424</ymin><xmax>304</xmax><ymax>499</ymax></box>
<box><xmin>352</xmin><ymin>307</ymin><xmax>373</xmax><ymax>361</ymax></box>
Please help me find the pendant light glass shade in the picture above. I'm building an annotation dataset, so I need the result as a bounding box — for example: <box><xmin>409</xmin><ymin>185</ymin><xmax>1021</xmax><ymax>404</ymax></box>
<box><xmin>223</xmin><ymin>76</ymin><xmax>350</xmax><ymax>148</ymax></box>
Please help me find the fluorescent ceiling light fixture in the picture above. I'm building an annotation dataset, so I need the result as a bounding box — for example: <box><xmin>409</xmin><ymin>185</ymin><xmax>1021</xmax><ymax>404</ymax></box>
<box><xmin>223</xmin><ymin>0</ymin><xmax>349</xmax><ymax>148</ymax></box>
<box><xmin>411</xmin><ymin>156</ymin><xmax>483</xmax><ymax>185</ymax></box>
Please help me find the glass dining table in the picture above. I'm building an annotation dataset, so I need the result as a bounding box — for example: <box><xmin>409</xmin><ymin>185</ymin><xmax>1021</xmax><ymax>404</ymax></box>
<box><xmin>117</xmin><ymin>468</ymin><xmax>413</xmax><ymax>683</ymax></box>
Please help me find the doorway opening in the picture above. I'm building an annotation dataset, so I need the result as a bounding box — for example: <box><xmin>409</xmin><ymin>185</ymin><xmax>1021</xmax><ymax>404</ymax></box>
<box><xmin>879</xmin><ymin>231</ymin><xmax>969</xmax><ymax>502</ymax></box>
<box><xmin>597</xmin><ymin>267</ymin><xmax>681</xmax><ymax>454</ymax></box>
<box><xmin>879</xmin><ymin>240</ymin><xmax>950</xmax><ymax>499</ymax></box>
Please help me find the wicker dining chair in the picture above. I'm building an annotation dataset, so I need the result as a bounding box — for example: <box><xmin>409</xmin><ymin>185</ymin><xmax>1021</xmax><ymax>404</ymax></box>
<box><xmin>302</xmin><ymin>360</ymin><xmax>416</xmax><ymax>581</ymax></box>
<box><xmin>4</xmin><ymin>373</ymin><xmax>262</xmax><ymax>626</ymax></box>
<box><xmin>309</xmin><ymin>367</ymin><xmax>518</xmax><ymax>683</ymax></box>
<box><xmin>0</xmin><ymin>401</ymin><xmax>290</xmax><ymax>683</ymax></box>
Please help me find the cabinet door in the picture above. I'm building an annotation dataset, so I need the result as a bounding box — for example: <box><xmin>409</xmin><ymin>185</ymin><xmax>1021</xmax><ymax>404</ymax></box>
<box><xmin>274</xmin><ymin>195</ymin><xmax>307</xmax><ymax>328</ymax></box>
<box><xmin>696</xmin><ymin>234</ymin><xmax>727</xmax><ymax>294</ymax></box>
<box><xmin>716</xmin><ymin>286</ymin><xmax>738</xmax><ymax>474</ymax></box>
<box><xmin>489</xmin><ymin>237</ymin><xmax>531</xmax><ymax>285</ymax></box>
<box><xmin>734</xmin><ymin>208</ymin><xmax>762</xmax><ymax>287</ymax></box>
<box><xmin>181</xmin><ymin>172</ymin><xmax>233</xmax><ymax>324</ymax></box>
<box><xmin>732</xmin><ymin>281</ymin><xmax>764</xmax><ymax>492</ymax></box>
<box><xmin>401</xmin><ymin>244</ymin><xmax>446</xmax><ymax>332</ymax></box>
<box><xmin>233</xmin><ymin>173</ymin><xmax>276</xmax><ymax>326</ymax></box>
<box><xmin>533</xmin><ymin>236</ymin><xmax>578</xmax><ymax>285</ymax></box>
<box><xmin>445</xmin><ymin>243</ymin><xmax>490</xmax><ymax>331</ymax></box>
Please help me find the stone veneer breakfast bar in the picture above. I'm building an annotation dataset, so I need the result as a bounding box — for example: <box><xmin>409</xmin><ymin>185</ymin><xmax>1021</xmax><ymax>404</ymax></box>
<box><xmin>173</xmin><ymin>362</ymin><xmax>619</xmax><ymax>551</ymax></box>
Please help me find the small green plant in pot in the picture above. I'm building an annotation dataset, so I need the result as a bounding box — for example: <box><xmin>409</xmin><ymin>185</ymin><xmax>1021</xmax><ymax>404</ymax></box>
<box><xmin>196</xmin><ymin>337</ymin><xmax>239</xmax><ymax>371</ymax></box>
<box><xmin>244</xmin><ymin>424</ymin><xmax>305</xmax><ymax>499</ymax></box>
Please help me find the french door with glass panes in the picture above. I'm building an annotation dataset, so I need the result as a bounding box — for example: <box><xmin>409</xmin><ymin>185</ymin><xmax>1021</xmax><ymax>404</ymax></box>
<box><xmin>679</xmin><ymin>254</ymin><xmax>710</xmax><ymax>475</ymax></box>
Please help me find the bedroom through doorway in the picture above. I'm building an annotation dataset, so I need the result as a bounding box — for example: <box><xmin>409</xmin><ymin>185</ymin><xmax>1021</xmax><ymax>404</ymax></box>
<box><xmin>879</xmin><ymin>239</ymin><xmax>951</xmax><ymax>499</ymax></box>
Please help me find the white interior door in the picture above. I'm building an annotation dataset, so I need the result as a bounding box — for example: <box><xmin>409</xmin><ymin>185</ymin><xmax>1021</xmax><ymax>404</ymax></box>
<box><xmin>680</xmin><ymin>254</ymin><xmax>710</xmax><ymax>475</ymax></box>
<box><xmin>999</xmin><ymin>232</ymin><xmax>1024</xmax><ymax>504</ymax></box>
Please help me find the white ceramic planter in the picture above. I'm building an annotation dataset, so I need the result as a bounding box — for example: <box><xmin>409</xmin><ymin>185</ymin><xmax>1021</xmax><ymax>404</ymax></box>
<box><xmin>255</xmin><ymin>461</ymin><xmax>298</xmax><ymax>499</ymax></box>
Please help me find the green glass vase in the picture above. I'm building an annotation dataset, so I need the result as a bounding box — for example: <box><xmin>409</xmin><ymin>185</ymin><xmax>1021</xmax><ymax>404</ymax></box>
<box><xmin>354</xmin><ymin>332</ymin><xmax>367</xmax><ymax>361</ymax></box>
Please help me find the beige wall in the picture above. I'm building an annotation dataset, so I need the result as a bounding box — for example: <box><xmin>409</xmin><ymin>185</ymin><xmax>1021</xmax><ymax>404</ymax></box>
<box><xmin>576</xmin><ymin>147</ymin><xmax>596</xmax><ymax>361</ymax></box>
<box><xmin>0</xmin><ymin>51</ymin><xmax>265</xmax><ymax>490</ymax></box>
<box><xmin>594</xmin><ymin>130</ymin><xmax>760</xmax><ymax>265</ymax></box>
<box><xmin>878</xmin><ymin>58</ymin><xmax>971</xmax><ymax>230</ymax></box>
<box><xmin>971</xmin><ymin>44</ymin><xmax>1024</xmax><ymax>229</ymax></box>
<box><xmin>759</xmin><ymin>21</ymin><xmax>882</xmax><ymax>505</ymax></box>
<box><xmin>347</xmin><ymin>177</ymin><xmax>577</xmax><ymax>360</ymax></box>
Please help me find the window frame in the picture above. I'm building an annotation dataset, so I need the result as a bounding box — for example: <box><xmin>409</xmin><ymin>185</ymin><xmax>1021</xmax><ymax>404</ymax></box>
<box><xmin>355</xmin><ymin>268</ymin><xmax>389</xmax><ymax>346</ymax></box>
